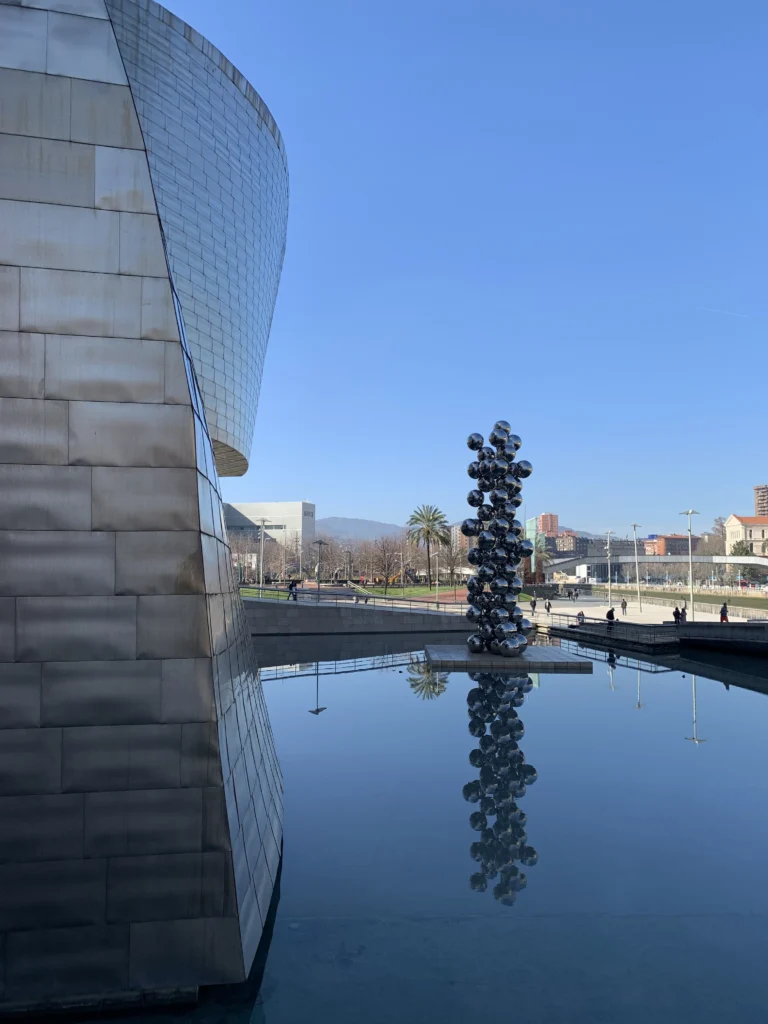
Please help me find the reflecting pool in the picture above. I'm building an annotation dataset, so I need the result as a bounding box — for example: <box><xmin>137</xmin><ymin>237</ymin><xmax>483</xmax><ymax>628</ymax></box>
<box><xmin>258</xmin><ymin>650</ymin><xmax>768</xmax><ymax>1023</ymax></box>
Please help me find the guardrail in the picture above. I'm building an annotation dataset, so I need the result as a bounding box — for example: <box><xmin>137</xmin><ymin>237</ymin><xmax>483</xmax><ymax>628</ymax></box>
<box><xmin>540</xmin><ymin>611</ymin><xmax>681</xmax><ymax>648</ymax></box>
<box><xmin>260</xmin><ymin>651</ymin><xmax>421</xmax><ymax>682</ymax></box>
<box><xmin>240</xmin><ymin>585</ymin><xmax>469</xmax><ymax>617</ymax></box>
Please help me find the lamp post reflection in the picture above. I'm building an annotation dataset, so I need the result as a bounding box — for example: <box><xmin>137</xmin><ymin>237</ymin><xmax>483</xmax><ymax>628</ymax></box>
<box><xmin>308</xmin><ymin>664</ymin><xmax>327</xmax><ymax>716</ymax></box>
<box><xmin>685</xmin><ymin>675</ymin><xmax>706</xmax><ymax>745</ymax></box>
<box><xmin>635</xmin><ymin>668</ymin><xmax>644</xmax><ymax>710</ymax></box>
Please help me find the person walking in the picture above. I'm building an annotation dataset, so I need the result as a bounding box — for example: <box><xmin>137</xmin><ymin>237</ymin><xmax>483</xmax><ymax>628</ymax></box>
<box><xmin>577</xmin><ymin>610</ymin><xmax>585</xmax><ymax>625</ymax></box>
<box><xmin>606</xmin><ymin>607</ymin><xmax>615</xmax><ymax>631</ymax></box>
<box><xmin>673</xmin><ymin>606</ymin><xmax>681</xmax><ymax>625</ymax></box>
<box><xmin>530</xmin><ymin>597</ymin><xmax>537</xmax><ymax>615</ymax></box>
<box><xmin>680</xmin><ymin>606</ymin><xmax>687</xmax><ymax>624</ymax></box>
<box><xmin>544</xmin><ymin>599</ymin><xmax>552</xmax><ymax>615</ymax></box>
<box><xmin>720</xmin><ymin>602</ymin><xmax>729</xmax><ymax>623</ymax></box>
<box><xmin>620</xmin><ymin>598</ymin><xmax>627</xmax><ymax>616</ymax></box>
<box><xmin>288</xmin><ymin>579</ymin><xmax>298</xmax><ymax>602</ymax></box>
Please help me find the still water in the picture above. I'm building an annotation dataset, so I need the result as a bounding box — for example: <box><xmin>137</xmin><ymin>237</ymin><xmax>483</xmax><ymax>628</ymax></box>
<box><xmin>257</xmin><ymin>651</ymin><xmax>768</xmax><ymax>1024</ymax></box>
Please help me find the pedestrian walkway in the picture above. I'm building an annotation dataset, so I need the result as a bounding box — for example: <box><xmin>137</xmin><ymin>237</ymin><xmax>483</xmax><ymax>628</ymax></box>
<box><xmin>528</xmin><ymin>597</ymin><xmax>722</xmax><ymax>625</ymax></box>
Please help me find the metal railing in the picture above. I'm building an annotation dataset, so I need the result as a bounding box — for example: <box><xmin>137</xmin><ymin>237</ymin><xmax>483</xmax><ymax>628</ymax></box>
<box><xmin>240</xmin><ymin>584</ymin><xmax>469</xmax><ymax>616</ymax></box>
<box><xmin>539</xmin><ymin>611</ymin><xmax>682</xmax><ymax>647</ymax></box>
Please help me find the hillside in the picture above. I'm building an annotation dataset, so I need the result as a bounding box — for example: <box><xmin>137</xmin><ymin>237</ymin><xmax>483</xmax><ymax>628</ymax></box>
<box><xmin>316</xmin><ymin>517</ymin><xmax>404</xmax><ymax>540</ymax></box>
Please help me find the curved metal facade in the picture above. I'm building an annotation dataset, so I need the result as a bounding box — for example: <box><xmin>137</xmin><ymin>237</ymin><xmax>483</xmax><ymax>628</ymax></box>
<box><xmin>106</xmin><ymin>0</ymin><xmax>289</xmax><ymax>476</ymax></box>
<box><xmin>0</xmin><ymin>0</ymin><xmax>283</xmax><ymax>1012</ymax></box>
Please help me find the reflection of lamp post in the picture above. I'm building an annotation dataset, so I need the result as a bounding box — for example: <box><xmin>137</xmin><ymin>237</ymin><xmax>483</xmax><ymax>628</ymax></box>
<box><xmin>679</xmin><ymin>509</ymin><xmax>699</xmax><ymax>621</ymax></box>
<box><xmin>685</xmin><ymin>675</ymin><xmax>706</xmax><ymax>745</ymax></box>
<box><xmin>313</xmin><ymin>539</ymin><xmax>328</xmax><ymax>603</ymax></box>
<box><xmin>631</xmin><ymin>523</ymin><xmax>643</xmax><ymax>613</ymax></box>
<box><xmin>635</xmin><ymin>668</ymin><xmax>644</xmax><ymax>709</ymax></box>
<box><xmin>308</xmin><ymin>663</ymin><xmax>327</xmax><ymax>715</ymax></box>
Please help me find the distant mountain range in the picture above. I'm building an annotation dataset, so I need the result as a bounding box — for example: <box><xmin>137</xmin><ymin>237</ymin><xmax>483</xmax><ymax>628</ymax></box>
<box><xmin>316</xmin><ymin>517</ymin><xmax>404</xmax><ymax>540</ymax></box>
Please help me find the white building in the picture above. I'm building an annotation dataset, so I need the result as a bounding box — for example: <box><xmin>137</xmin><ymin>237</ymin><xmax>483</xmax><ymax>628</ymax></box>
<box><xmin>224</xmin><ymin>501</ymin><xmax>316</xmax><ymax>548</ymax></box>
<box><xmin>725</xmin><ymin>514</ymin><xmax>768</xmax><ymax>554</ymax></box>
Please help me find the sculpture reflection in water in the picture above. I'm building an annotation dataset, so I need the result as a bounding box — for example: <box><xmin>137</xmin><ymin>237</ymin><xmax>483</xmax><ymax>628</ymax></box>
<box><xmin>463</xmin><ymin>672</ymin><xmax>539</xmax><ymax>905</ymax></box>
<box><xmin>462</xmin><ymin>421</ymin><xmax>534</xmax><ymax>657</ymax></box>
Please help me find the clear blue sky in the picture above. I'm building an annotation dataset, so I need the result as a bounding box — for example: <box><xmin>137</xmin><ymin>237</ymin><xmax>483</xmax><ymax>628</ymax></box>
<box><xmin>174</xmin><ymin>0</ymin><xmax>766</xmax><ymax>537</ymax></box>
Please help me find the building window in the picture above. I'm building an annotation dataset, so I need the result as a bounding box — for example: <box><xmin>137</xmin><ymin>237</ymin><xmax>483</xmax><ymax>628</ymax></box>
<box><xmin>748</xmin><ymin>530</ymin><xmax>752</xmax><ymax>538</ymax></box>
<box><xmin>750</xmin><ymin>542</ymin><xmax>754</xmax><ymax>552</ymax></box>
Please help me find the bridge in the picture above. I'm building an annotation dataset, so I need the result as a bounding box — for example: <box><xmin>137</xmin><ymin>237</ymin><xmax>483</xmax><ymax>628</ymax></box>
<box><xmin>545</xmin><ymin>553</ymin><xmax>768</xmax><ymax>578</ymax></box>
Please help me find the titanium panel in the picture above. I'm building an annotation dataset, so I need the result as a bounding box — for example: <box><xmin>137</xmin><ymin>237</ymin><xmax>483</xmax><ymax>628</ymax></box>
<box><xmin>0</xmin><ymin>859</ymin><xmax>107</xmax><ymax>929</ymax></box>
<box><xmin>0</xmin><ymin>396</ymin><xmax>68</xmax><ymax>465</ymax></box>
<box><xmin>23</xmin><ymin>0</ymin><xmax>108</xmax><ymax>18</ymax></box>
<box><xmin>164</xmin><ymin>341</ymin><xmax>191</xmax><ymax>404</ymax></box>
<box><xmin>106</xmin><ymin>852</ymin><xmax>204</xmax><ymax>922</ymax></box>
<box><xmin>5</xmin><ymin>926</ymin><xmax>129</xmax><ymax>1004</ymax></box>
<box><xmin>140</xmin><ymin>276</ymin><xmax>179</xmax><ymax>341</ymax></box>
<box><xmin>61</xmin><ymin>723</ymin><xmax>182</xmax><ymax>791</ymax></box>
<box><xmin>136</xmin><ymin>595</ymin><xmax>211</xmax><ymax>660</ymax></box>
<box><xmin>0</xmin><ymin>266</ymin><xmax>20</xmax><ymax>330</ymax></box>
<box><xmin>41</xmin><ymin>659</ymin><xmax>162</xmax><ymax>726</ymax></box>
<box><xmin>69</xmin><ymin>79</ymin><xmax>143</xmax><ymax>149</ymax></box>
<box><xmin>0</xmin><ymin>198</ymin><xmax>119</xmax><ymax>273</ymax></box>
<box><xmin>94</xmin><ymin>145</ymin><xmax>155</xmax><ymax>213</ymax></box>
<box><xmin>160</xmin><ymin>659</ymin><xmax>214</xmax><ymax>725</ymax></box>
<box><xmin>0</xmin><ymin>464</ymin><xmax>92</xmax><ymax>530</ymax></box>
<box><xmin>68</xmin><ymin>400</ymin><xmax>195</xmax><ymax>468</ymax></box>
<box><xmin>91</xmin><ymin>466</ymin><xmax>198</xmax><ymax>531</ymax></box>
<box><xmin>0</xmin><ymin>663</ymin><xmax>41</xmax><ymax>727</ymax></box>
<box><xmin>0</xmin><ymin>135</ymin><xmax>95</xmax><ymax>207</ymax></box>
<box><xmin>0</xmin><ymin>793</ymin><xmax>84</xmax><ymax>863</ymax></box>
<box><xmin>44</xmin><ymin>335</ymin><xmax>166</xmax><ymax>403</ymax></box>
<box><xmin>0</xmin><ymin>67</ymin><xmax>71</xmax><ymax>141</ymax></box>
<box><xmin>20</xmin><ymin>267</ymin><xmax>142</xmax><ymax>338</ymax></box>
<box><xmin>115</xmin><ymin>530</ymin><xmax>204</xmax><ymax>595</ymax></box>
<box><xmin>0</xmin><ymin>727</ymin><xmax>62</xmax><ymax>795</ymax></box>
<box><xmin>0</xmin><ymin>6</ymin><xmax>47</xmax><ymax>73</ymax></box>
<box><xmin>46</xmin><ymin>11</ymin><xmax>127</xmax><ymax>84</ymax></box>
<box><xmin>0</xmin><ymin>331</ymin><xmax>45</xmax><ymax>399</ymax></box>
<box><xmin>0</xmin><ymin>600</ymin><xmax>13</xmax><ymax>662</ymax></box>
<box><xmin>15</xmin><ymin>596</ymin><xmax>137</xmax><ymax>662</ymax></box>
<box><xmin>118</xmin><ymin>211</ymin><xmax>167</xmax><ymax>276</ymax></box>
<box><xmin>0</xmin><ymin>530</ymin><xmax>115</xmax><ymax>596</ymax></box>
<box><xmin>128</xmin><ymin>917</ymin><xmax>244</xmax><ymax>989</ymax></box>
<box><xmin>84</xmin><ymin>787</ymin><xmax>203</xmax><ymax>857</ymax></box>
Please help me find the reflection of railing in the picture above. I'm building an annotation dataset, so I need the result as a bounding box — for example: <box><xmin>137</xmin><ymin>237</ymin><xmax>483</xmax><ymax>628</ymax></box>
<box><xmin>553</xmin><ymin>636</ymin><xmax>675</xmax><ymax>673</ymax></box>
<box><xmin>241</xmin><ymin>585</ymin><xmax>468</xmax><ymax>616</ymax></box>
<box><xmin>261</xmin><ymin>651</ymin><xmax>421</xmax><ymax>681</ymax></box>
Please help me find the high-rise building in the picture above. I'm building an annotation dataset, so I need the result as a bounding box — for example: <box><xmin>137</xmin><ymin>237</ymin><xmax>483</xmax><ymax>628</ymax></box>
<box><xmin>754</xmin><ymin>485</ymin><xmax>768</xmax><ymax>517</ymax></box>
<box><xmin>537</xmin><ymin>513</ymin><xmax>559</xmax><ymax>537</ymax></box>
<box><xmin>0</xmin><ymin>0</ymin><xmax>287</xmax><ymax>1011</ymax></box>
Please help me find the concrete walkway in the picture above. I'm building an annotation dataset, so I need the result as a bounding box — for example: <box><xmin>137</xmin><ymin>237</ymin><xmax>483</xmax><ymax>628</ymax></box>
<box><xmin>529</xmin><ymin>596</ymin><xmax>722</xmax><ymax>626</ymax></box>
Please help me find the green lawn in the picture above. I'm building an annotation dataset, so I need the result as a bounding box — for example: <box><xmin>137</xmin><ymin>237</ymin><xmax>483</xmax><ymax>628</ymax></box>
<box><xmin>240</xmin><ymin>586</ymin><xmax>291</xmax><ymax>600</ymax></box>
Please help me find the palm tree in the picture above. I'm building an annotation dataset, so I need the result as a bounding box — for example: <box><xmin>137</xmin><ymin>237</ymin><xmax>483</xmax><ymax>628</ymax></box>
<box><xmin>407</xmin><ymin>659</ymin><xmax>449</xmax><ymax>700</ymax></box>
<box><xmin>534</xmin><ymin>535</ymin><xmax>554</xmax><ymax>582</ymax></box>
<box><xmin>407</xmin><ymin>504</ymin><xmax>450</xmax><ymax>587</ymax></box>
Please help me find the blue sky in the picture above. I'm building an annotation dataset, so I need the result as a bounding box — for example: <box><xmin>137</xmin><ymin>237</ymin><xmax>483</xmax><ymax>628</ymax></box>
<box><xmin>174</xmin><ymin>0</ymin><xmax>766</xmax><ymax>537</ymax></box>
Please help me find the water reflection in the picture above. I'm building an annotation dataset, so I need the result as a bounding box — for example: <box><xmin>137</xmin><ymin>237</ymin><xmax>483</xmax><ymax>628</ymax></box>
<box><xmin>685</xmin><ymin>675</ymin><xmax>706</xmax><ymax>745</ymax></box>
<box><xmin>407</xmin><ymin>657</ymin><xmax>449</xmax><ymax>700</ymax></box>
<box><xmin>462</xmin><ymin>671</ymin><xmax>538</xmax><ymax>906</ymax></box>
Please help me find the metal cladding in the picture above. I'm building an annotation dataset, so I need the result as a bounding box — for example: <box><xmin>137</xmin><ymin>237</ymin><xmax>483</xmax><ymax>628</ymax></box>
<box><xmin>464</xmin><ymin>673</ymin><xmax>538</xmax><ymax>905</ymax></box>
<box><xmin>0</xmin><ymin>0</ymin><xmax>283</xmax><ymax>1012</ymax></box>
<box><xmin>464</xmin><ymin>422</ymin><xmax>534</xmax><ymax>657</ymax></box>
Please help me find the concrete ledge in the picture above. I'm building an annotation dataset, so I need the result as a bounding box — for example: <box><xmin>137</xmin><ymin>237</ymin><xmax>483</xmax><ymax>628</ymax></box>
<box><xmin>244</xmin><ymin>598</ymin><xmax>468</xmax><ymax>636</ymax></box>
<box><xmin>424</xmin><ymin>644</ymin><xmax>593</xmax><ymax>673</ymax></box>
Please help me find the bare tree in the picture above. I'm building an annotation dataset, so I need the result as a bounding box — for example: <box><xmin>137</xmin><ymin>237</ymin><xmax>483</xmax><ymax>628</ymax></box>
<box><xmin>373</xmin><ymin>535</ymin><xmax>401</xmax><ymax>595</ymax></box>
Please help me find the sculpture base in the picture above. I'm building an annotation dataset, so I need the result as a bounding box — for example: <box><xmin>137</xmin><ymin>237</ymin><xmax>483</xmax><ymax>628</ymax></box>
<box><xmin>424</xmin><ymin>645</ymin><xmax>593</xmax><ymax>673</ymax></box>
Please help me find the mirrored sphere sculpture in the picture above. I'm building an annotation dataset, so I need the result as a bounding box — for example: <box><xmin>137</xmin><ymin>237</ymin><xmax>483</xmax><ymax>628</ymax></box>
<box><xmin>464</xmin><ymin>423</ymin><xmax>534</xmax><ymax>657</ymax></box>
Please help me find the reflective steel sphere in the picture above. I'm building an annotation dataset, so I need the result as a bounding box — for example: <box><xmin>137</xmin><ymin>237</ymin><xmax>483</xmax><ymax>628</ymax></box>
<box><xmin>466</xmin><ymin>489</ymin><xmax>484</xmax><ymax>508</ymax></box>
<box><xmin>519</xmin><ymin>539</ymin><xmax>534</xmax><ymax>557</ymax></box>
<box><xmin>508</xmin><ymin>494</ymin><xmax>523</xmax><ymax>508</ymax></box>
<box><xmin>515</xmin><ymin>459</ymin><xmax>533</xmax><ymax>478</ymax></box>
<box><xmin>490</xmin><ymin>458</ymin><xmax>509</xmax><ymax>476</ymax></box>
<box><xmin>467</xmin><ymin>433</ymin><xmax>484</xmax><ymax>451</ymax></box>
<box><xmin>467</xmin><ymin>461</ymin><xmax>482</xmax><ymax>479</ymax></box>
<box><xmin>467</xmin><ymin>547</ymin><xmax>482</xmax><ymax>566</ymax></box>
<box><xmin>489</xmin><ymin>607</ymin><xmax>510</xmax><ymax>626</ymax></box>
<box><xmin>510</xmin><ymin>607</ymin><xmax>524</xmax><ymax>624</ymax></box>
<box><xmin>490</xmin><ymin>577</ymin><xmax>509</xmax><ymax>595</ymax></box>
<box><xmin>503</xmin><ymin>474</ymin><xmax>522</xmax><ymax>494</ymax></box>
<box><xmin>491</xmin><ymin>546</ymin><xmax>507</xmax><ymax>564</ymax></box>
<box><xmin>502</xmin><ymin>592</ymin><xmax>518</xmax><ymax>610</ymax></box>
<box><xmin>499</xmin><ymin>639</ymin><xmax>521</xmax><ymax>658</ymax></box>
<box><xmin>477</xmin><ymin>475</ymin><xmax>494</xmax><ymax>493</ymax></box>
<box><xmin>503</xmin><ymin>501</ymin><xmax>520</xmax><ymax>519</ymax></box>
<box><xmin>479</xmin><ymin>622</ymin><xmax>495</xmax><ymax>641</ymax></box>
<box><xmin>469</xmin><ymin>811</ymin><xmax>488</xmax><ymax>832</ymax></box>
<box><xmin>478</xmin><ymin>504</ymin><xmax>495</xmax><ymax>521</ymax></box>
<box><xmin>465</xmin><ymin>605</ymin><xmax>484</xmax><ymax>624</ymax></box>
<box><xmin>508</xmin><ymin>519</ymin><xmax>523</xmax><ymax>537</ymax></box>
<box><xmin>476</xmin><ymin>530</ymin><xmax>494</xmax><ymax>550</ymax></box>
<box><xmin>494</xmin><ymin>420</ymin><xmax>511</xmax><ymax>434</ymax></box>
<box><xmin>477</xmin><ymin>564</ymin><xmax>495</xmax><ymax>583</ymax></box>
<box><xmin>507</xmin><ymin>433</ymin><xmax>522</xmax><ymax>450</ymax></box>
<box><xmin>460</xmin><ymin>518</ymin><xmax>481</xmax><ymax>537</ymax></box>
<box><xmin>477</xmin><ymin>446</ymin><xmax>495</xmax><ymax>462</ymax></box>
<box><xmin>518</xmin><ymin>617</ymin><xmax>533</xmax><ymax>634</ymax></box>
<box><xmin>490</xmin><ymin>488</ymin><xmax>509</xmax><ymax>507</ymax></box>
<box><xmin>488</xmin><ymin>428</ymin><xmax>506</xmax><ymax>447</ymax></box>
<box><xmin>494</xmin><ymin>621</ymin><xmax>517</xmax><ymax>641</ymax></box>
<box><xmin>489</xmin><ymin>516</ymin><xmax>510</xmax><ymax>536</ymax></box>
<box><xmin>502</xmin><ymin>441</ymin><xmax>517</xmax><ymax>460</ymax></box>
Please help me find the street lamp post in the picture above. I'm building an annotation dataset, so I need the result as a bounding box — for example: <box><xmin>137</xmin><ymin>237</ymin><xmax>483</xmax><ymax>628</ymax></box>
<box><xmin>431</xmin><ymin>549</ymin><xmax>440</xmax><ymax>605</ymax></box>
<box><xmin>605</xmin><ymin>530</ymin><xmax>615</xmax><ymax>609</ymax></box>
<box><xmin>400</xmin><ymin>549</ymin><xmax>406</xmax><ymax>597</ymax></box>
<box><xmin>313</xmin><ymin>539</ymin><xmax>328</xmax><ymax>604</ymax></box>
<box><xmin>631</xmin><ymin>523</ymin><xmax>643</xmax><ymax>613</ymax></box>
<box><xmin>256</xmin><ymin>518</ymin><xmax>270</xmax><ymax>594</ymax></box>
<box><xmin>679</xmin><ymin>509</ymin><xmax>699</xmax><ymax>622</ymax></box>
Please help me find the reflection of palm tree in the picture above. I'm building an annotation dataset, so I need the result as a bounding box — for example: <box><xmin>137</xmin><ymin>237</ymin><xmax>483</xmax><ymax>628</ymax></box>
<box><xmin>407</xmin><ymin>660</ymin><xmax>449</xmax><ymax>700</ymax></box>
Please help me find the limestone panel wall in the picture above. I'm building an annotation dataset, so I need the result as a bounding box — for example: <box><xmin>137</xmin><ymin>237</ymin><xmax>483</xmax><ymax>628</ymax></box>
<box><xmin>0</xmin><ymin>0</ymin><xmax>282</xmax><ymax>1012</ymax></box>
<box><xmin>105</xmin><ymin>0</ymin><xmax>290</xmax><ymax>476</ymax></box>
